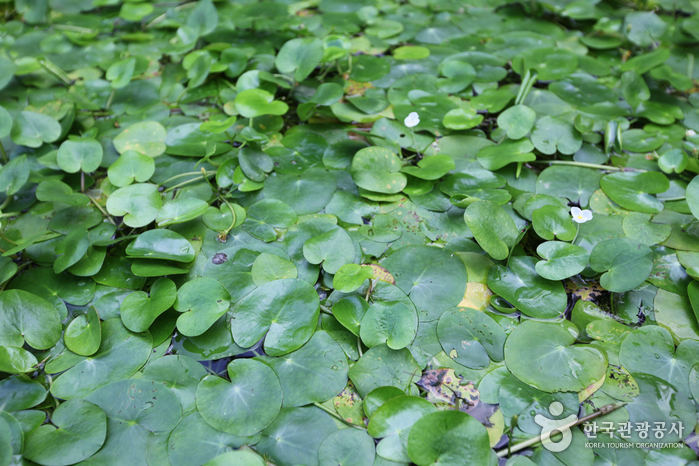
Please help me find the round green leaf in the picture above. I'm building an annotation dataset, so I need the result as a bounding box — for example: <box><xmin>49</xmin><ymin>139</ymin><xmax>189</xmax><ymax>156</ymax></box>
<box><xmin>477</xmin><ymin>139</ymin><xmax>536</xmax><ymax>171</ymax></box>
<box><xmin>535</xmin><ymin>165</ymin><xmax>601</xmax><ymax>207</ymax></box>
<box><xmin>54</xmin><ymin>227</ymin><xmax>89</xmax><ymax>273</ymax></box>
<box><xmin>156</xmin><ymin>198</ymin><xmax>209</xmax><ymax>227</ymax></box>
<box><xmin>202</xmin><ymin>203</ymin><xmax>245</xmax><ymax>231</ymax></box>
<box><xmin>86</xmin><ymin>378</ymin><xmax>182</xmax><ymax>432</ymax></box>
<box><xmin>463</xmin><ymin>200</ymin><xmax>519</xmax><ymax>261</ymax></box>
<box><xmin>261</xmin><ymin>331</ymin><xmax>348</xmax><ymax>407</ymax></box>
<box><xmin>303</xmin><ymin>228</ymin><xmax>355</xmax><ymax>274</ymax></box>
<box><xmin>442</xmin><ymin>108</ymin><xmax>483</xmax><ymax>130</ymax></box>
<box><xmin>231</xmin><ymin>278</ymin><xmax>319</xmax><ymax>356</ymax></box>
<box><xmin>0</xmin><ymin>289</ymin><xmax>61</xmax><ymax>350</ymax></box>
<box><xmin>408</xmin><ymin>411</ymin><xmax>491</xmax><ymax>466</ymax></box>
<box><xmin>0</xmin><ymin>376</ymin><xmax>47</xmax><ymax>411</ymax></box>
<box><xmin>174</xmin><ymin>277</ymin><xmax>231</xmax><ymax>337</ymax></box>
<box><xmin>360</xmin><ymin>301</ymin><xmax>417</xmax><ymax>350</ymax></box>
<box><xmin>348</xmin><ymin>344</ymin><xmax>420</xmax><ymax>397</ymax></box>
<box><xmin>242</xmin><ymin>199</ymin><xmax>298</xmax><ymax>242</ymax></box>
<box><xmin>382</xmin><ymin>245</ymin><xmax>468</xmax><ymax>321</ymax></box>
<box><xmin>332</xmin><ymin>296</ymin><xmax>370</xmax><ymax>336</ymax></box>
<box><xmin>106</xmin><ymin>183</ymin><xmax>162</xmax><ymax>228</ymax></box>
<box><xmin>251</xmin><ymin>253</ymin><xmax>297</xmax><ymax>285</ymax></box>
<box><xmin>275</xmin><ymin>37</ymin><xmax>324</xmax><ymax>81</ymax></box>
<box><xmin>264</xmin><ymin>168</ymin><xmax>337</xmax><ymax>215</ymax></box>
<box><xmin>333</xmin><ymin>264</ymin><xmax>373</xmax><ymax>293</ymax></box>
<box><xmin>589</xmin><ymin>238</ymin><xmax>653</xmax><ymax>292</ymax></box>
<box><xmin>535</xmin><ymin>241</ymin><xmax>589</xmax><ymax>280</ymax></box>
<box><xmin>351</xmin><ymin>147</ymin><xmax>407</xmax><ymax>194</ymax></box>
<box><xmin>394</xmin><ymin>46</ymin><xmax>430</xmax><ymax>60</ymax></box>
<box><xmin>121</xmin><ymin>278</ymin><xmax>177</xmax><ymax>333</ymax></box>
<box><xmin>234</xmin><ymin>89</ymin><xmax>289</xmax><ymax>119</ymax></box>
<box><xmin>23</xmin><ymin>399</ymin><xmax>107</xmax><ymax>466</ymax></box>
<box><xmin>197</xmin><ymin>359</ymin><xmax>282</xmax><ymax>436</ymax></box>
<box><xmin>49</xmin><ymin>319</ymin><xmax>153</xmax><ymax>400</ymax></box>
<box><xmin>497</xmin><ymin>105</ymin><xmax>536</xmax><ymax>140</ymax></box>
<box><xmin>256</xmin><ymin>407</ymin><xmax>337</xmax><ymax>466</ymax></box>
<box><xmin>10</xmin><ymin>111</ymin><xmax>61</xmax><ymax>148</ymax></box>
<box><xmin>531</xmin><ymin>115</ymin><xmax>582</xmax><ymax>155</ymax></box>
<box><xmin>57</xmin><ymin>139</ymin><xmax>103</xmax><ymax>173</ymax></box>
<box><xmin>107</xmin><ymin>150</ymin><xmax>155</xmax><ymax>187</ymax></box>
<box><xmin>437</xmin><ymin>308</ymin><xmax>506</xmax><ymax>369</ymax></box>
<box><xmin>65</xmin><ymin>307</ymin><xmax>101</xmax><ymax>356</ymax></box>
<box><xmin>619</xmin><ymin>326</ymin><xmax>699</xmax><ymax>398</ymax></box>
<box><xmin>504</xmin><ymin>320</ymin><xmax>607</xmax><ymax>393</ymax></box>
<box><xmin>126</xmin><ymin>229</ymin><xmax>195</xmax><ymax>262</ymax></box>
<box><xmin>600</xmin><ymin>172</ymin><xmax>670</xmax><ymax>214</ymax></box>
<box><xmin>368</xmin><ymin>395</ymin><xmax>436</xmax><ymax>463</ymax></box>
<box><xmin>0</xmin><ymin>346</ymin><xmax>37</xmax><ymax>374</ymax></box>
<box><xmin>532</xmin><ymin>204</ymin><xmax>576</xmax><ymax>241</ymax></box>
<box><xmin>168</xmin><ymin>413</ymin><xmax>260</xmax><ymax>466</ymax></box>
<box><xmin>400</xmin><ymin>155</ymin><xmax>455</xmax><ymax>180</ymax></box>
<box><xmin>488</xmin><ymin>256</ymin><xmax>567</xmax><ymax>318</ymax></box>
<box><xmin>113</xmin><ymin>121</ymin><xmax>167</xmax><ymax>157</ymax></box>
<box><xmin>0</xmin><ymin>154</ymin><xmax>29</xmax><ymax>196</ymax></box>
<box><xmin>318</xmin><ymin>429</ymin><xmax>376</xmax><ymax>466</ymax></box>
<box><xmin>685</xmin><ymin>176</ymin><xmax>699</xmax><ymax>221</ymax></box>
<box><xmin>621</xmin><ymin>212</ymin><xmax>671</xmax><ymax>246</ymax></box>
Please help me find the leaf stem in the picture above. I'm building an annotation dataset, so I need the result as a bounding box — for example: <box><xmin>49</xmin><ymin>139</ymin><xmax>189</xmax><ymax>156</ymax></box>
<box><xmin>158</xmin><ymin>171</ymin><xmax>215</xmax><ymax>187</ymax></box>
<box><xmin>496</xmin><ymin>402</ymin><xmax>626</xmax><ymax>458</ymax></box>
<box><xmin>88</xmin><ymin>196</ymin><xmax>116</xmax><ymax>225</ymax></box>
<box><xmin>0</xmin><ymin>140</ymin><xmax>7</xmax><ymax>163</ymax></box>
<box><xmin>530</xmin><ymin>160</ymin><xmax>642</xmax><ymax>172</ymax></box>
<box><xmin>163</xmin><ymin>173</ymin><xmax>215</xmax><ymax>193</ymax></box>
<box><xmin>38</xmin><ymin>58</ymin><xmax>73</xmax><ymax>86</ymax></box>
<box><xmin>312</xmin><ymin>402</ymin><xmax>366</xmax><ymax>430</ymax></box>
<box><xmin>571</xmin><ymin>223</ymin><xmax>580</xmax><ymax>244</ymax></box>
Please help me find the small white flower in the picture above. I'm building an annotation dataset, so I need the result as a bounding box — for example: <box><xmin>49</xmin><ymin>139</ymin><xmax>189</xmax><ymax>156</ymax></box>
<box><xmin>571</xmin><ymin>206</ymin><xmax>593</xmax><ymax>224</ymax></box>
<box><xmin>404</xmin><ymin>112</ymin><xmax>420</xmax><ymax>128</ymax></box>
<box><xmin>686</xmin><ymin>129</ymin><xmax>697</xmax><ymax>138</ymax></box>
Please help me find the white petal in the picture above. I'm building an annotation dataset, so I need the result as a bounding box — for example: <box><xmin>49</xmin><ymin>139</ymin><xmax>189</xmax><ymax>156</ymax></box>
<box><xmin>404</xmin><ymin>112</ymin><xmax>420</xmax><ymax>128</ymax></box>
<box><xmin>687</xmin><ymin>129</ymin><xmax>697</xmax><ymax>137</ymax></box>
<box><xmin>581</xmin><ymin>210</ymin><xmax>593</xmax><ymax>221</ymax></box>
<box><xmin>572</xmin><ymin>216</ymin><xmax>584</xmax><ymax>224</ymax></box>
<box><xmin>570</xmin><ymin>206</ymin><xmax>582</xmax><ymax>216</ymax></box>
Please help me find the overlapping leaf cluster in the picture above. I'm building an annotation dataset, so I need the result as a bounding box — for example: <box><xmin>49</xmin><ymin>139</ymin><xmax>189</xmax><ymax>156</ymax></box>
<box><xmin>1</xmin><ymin>0</ymin><xmax>699</xmax><ymax>465</ymax></box>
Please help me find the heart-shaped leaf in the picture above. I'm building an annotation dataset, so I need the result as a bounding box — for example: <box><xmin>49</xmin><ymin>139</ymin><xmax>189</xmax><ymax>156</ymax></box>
<box><xmin>0</xmin><ymin>290</ymin><xmax>61</xmax><ymax>350</ymax></box>
<box><xmin>497</xmin><ymin>105</ymin><xmax>536</xmax><ymax>139</ymax></box>
<box><xmin>463</xmin><ymin>200</ymin><xmax>519</xmax><ymax>261</ymax></box>
<box><xmin>231</xmin><ymin>279</ymin><xmax>319</xmax><ymax>356</ymax></box>
<box><xmin>121</xmin><ymin>278</ymin><xmax>176</xmax><ymax>333</ymax></box>
<box><xmin>234</xmin><ymin>89</ymin><xmax>289</xmax><ymax>119</ymax></box>
<box><xmin>590</xmin><ymin>238</ymin><xmax>653</xmax><ymax>292</ymax></box>
<box><xmin>275</xmin><ymin>38</ymin><xmax>323</xmax><ymax>81</ymax></box>
<box><xmin>65</xmin><ymin>307</ymin><xmax>101</xmax><ymax>356</ymax></box>
<box><xmin>258</xmin><ymin>331</ymin><xmax>348</xmax><ymax>407</ymax></box>
<box><xmin>333</xmin><ymin>264</ymin><xmax>374</xmax><ymax>293</ymax></box>
<box><xmin>303</xmin><ymin>228</ymin><xmax>355</xmax><ymax>274</ymax></box>
<box><xmin>531</xmin><ymin>115</ymin><xmax>582</xmax><ymax>155</ymax></box>
<box><xmin>600</xmin><ymin>172</ymin><xmax>670</xmax><ymax>213</ymax></box>
<box><xmin>477</xmin><ymin>139</ymin><xmax>536</xmax><ymax>171</ymax></box>
<box><xmin>107</xmin><ymin>150</ymin><xmax>155</xmax><ymax>187</ymax></box>
<box><xmin>351</xmin><ymin>147</ymin><xmax>407</xmax><ymax>194</ymax></box>
<box><xmin>535</xmin><ymin>241</ymin><xmax>589</xmax><ymax>280</ymax></box>
<box><xmin>113</xmin><ymin>121</ymin><xmax>167</xmax><ymax>157</ymax></box>
<box><xmin>197</xmin><ymin>359</ymin><xmax>282</xmax><ymax>436</ymax></box>
<box><xmin>106</xmin><ymin>183</ymin><xmax>162</xmax><ymax>228</ymax></box>
<box><xmin>360</xmin><ymin>301</ymin><xmax>418</xmax><ymax>350</ymax></box>
<box><xmin>504</xmin><ymin>320</ymin><xmax>607</xmax><ymax>392</ymax></box>
<box><xmin>126</xmin><ymin>229</ymin><xmax>195</xmax><ymax>262</ymax></box>
<box><xmin>57</xmin><ymin>138</ymin><xmax>103</xmax><ymax>173</ymax></box>
<box><xmin>10</xmin><ymin>111</ymin><xmax>61</xmax><ymax>148</ymax></box>
<box><xmin>23</xmin><ymin>399</ymin><xmax>107</xmax><ymax>466</ymax></box>
<box><xmin>174</xmin><ymin>277</ymin><xmax>230</xmax><ymax>337</ymax></box>
<box><xmin>488</xmin><ymin>256</ymin><xmax>567</xmax><ymax>318</ymax></box>
<box><xmin>437</xmin><ymin>308</ymin><xmax>506</xmax><ymax>369</ymax></box>
<box><xmin>156</xmin><ymin>198</ymin><xmax>209</xmax><ymax>227</ymax></box>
